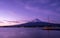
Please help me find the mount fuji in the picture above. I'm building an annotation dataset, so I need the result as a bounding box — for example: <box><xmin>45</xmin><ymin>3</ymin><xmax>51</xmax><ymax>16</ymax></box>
<box><xmin>1</xmin><ymin>19</ymin><xmax>60</xmax><ymax>27</ymax></box>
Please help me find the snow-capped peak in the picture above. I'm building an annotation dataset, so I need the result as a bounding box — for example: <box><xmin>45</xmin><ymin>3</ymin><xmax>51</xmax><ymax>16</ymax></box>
<box><xmin>31</xmin><ymin>19</ymin><xmax>41</xmax><ymax>22</ymax></box>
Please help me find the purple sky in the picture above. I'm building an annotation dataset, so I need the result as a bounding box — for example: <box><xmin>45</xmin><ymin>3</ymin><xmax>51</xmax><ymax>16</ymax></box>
<box><xmin>0</xmin><ymin>0</ymin><xmax>60</xmax><ymax>24</ymax></box>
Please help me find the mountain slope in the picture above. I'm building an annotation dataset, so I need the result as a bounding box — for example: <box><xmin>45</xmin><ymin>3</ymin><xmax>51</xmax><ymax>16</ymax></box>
<box><xmin>1</xmin><ymin>19</ymin><xmax>60</xmax><ymax>27</ymax></box>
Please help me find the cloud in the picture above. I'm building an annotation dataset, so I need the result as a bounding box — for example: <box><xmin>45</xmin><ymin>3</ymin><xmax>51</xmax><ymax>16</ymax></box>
<box><xmin>0</xmin><ymin>0</ymin><xmax>60</xmax><ymax>24</ymax></box>
<box><xmin>20</xmin><ymin>0</ymin><xmax>60</xmax><ymax>12</ymax></box>
<box><xmin>20</xmin><ymin>0</ymin><xmax>60</xmax><ymax>23</ymax></box>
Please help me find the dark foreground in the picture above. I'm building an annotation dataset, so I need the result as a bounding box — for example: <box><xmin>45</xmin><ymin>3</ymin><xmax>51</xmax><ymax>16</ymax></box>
<box><xmin>0</xmin><ymin>27</ymin><xmax>60</xmax><ymax>38</ymax></box>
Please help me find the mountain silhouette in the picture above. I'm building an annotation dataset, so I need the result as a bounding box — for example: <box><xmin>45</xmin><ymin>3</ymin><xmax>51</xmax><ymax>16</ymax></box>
<box><xmin>1</xmin><ymin>19</ymin><xmax>60</xmax><ymax>27</ymax></box>
<box><xmin>31</xmin><ymin>19</ymin><xmax>41</xmax><ymax>22</ymax></box>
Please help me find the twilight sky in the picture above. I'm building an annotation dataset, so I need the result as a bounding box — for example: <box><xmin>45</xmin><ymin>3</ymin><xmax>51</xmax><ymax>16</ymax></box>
<box><xmin>0</xmin><ymin>0</ymin><xmax>60</xmax><ymax>25</ymax></box>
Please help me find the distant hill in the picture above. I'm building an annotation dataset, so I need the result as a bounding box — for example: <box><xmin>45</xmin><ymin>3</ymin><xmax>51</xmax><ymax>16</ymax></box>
<box><xmin>1</xmin><ymin>19</ymin><xmax>60</xmax><ymax>27</ymax></box>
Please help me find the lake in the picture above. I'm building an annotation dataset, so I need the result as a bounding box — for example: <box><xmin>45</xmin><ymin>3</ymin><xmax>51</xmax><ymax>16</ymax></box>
<box><xmin>0</xmin><ymin>27</ymin><xmax>60</xmax><ymax>38</ymax></box>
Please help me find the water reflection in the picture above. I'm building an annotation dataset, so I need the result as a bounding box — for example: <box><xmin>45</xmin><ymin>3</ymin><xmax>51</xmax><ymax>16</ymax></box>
<box><xmin>0</xmin><ymin>27</ymin><xmax>59</xmax><ymax>38</ymax></box>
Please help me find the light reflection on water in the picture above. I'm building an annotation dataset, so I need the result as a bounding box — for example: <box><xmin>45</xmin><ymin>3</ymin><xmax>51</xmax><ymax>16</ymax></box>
<box><xmin>0</xmin><ymin>27</ymin><xmax>60</xmax><ymax>38</ymax></box>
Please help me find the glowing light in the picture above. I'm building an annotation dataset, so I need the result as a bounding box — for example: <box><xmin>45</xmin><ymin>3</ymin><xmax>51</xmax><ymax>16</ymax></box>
<box><xmin>0</xmin><ymin>10</ymin><xmax>26</xmax><ymax>26</ymax></box>
<box><xmin>0</xmin><ymin>20</ymin><xmax>24</xmax><ymax>26</ymax></box>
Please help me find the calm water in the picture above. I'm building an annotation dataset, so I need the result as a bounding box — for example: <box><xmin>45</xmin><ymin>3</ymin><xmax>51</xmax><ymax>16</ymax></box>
<box><xmin>0</xmin><ymin>27</ymin><xmax>60</xmax><ymax>38</ymax></box>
